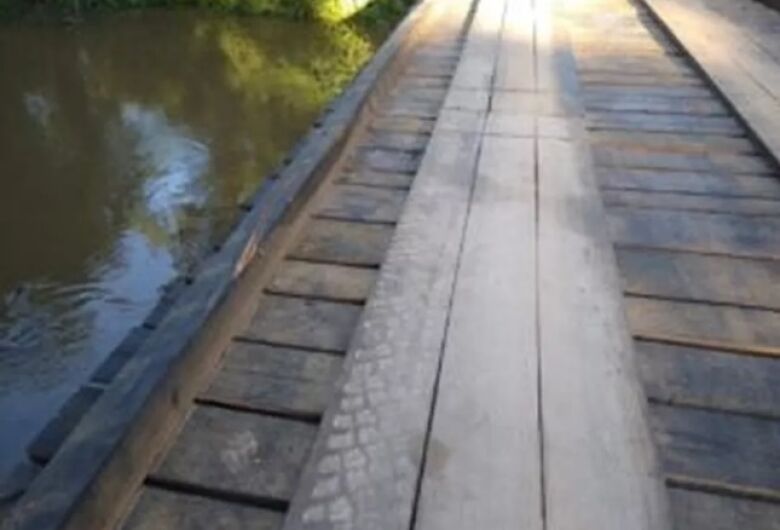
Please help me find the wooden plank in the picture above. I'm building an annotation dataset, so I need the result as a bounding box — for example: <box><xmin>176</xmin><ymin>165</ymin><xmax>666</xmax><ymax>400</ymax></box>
<box><xmin>152</xmin><ymin>405</ymin><xmax>316</xmax><ymax>501</ymax></box>
<box><xmin>267</xmin><ymin>261</ymin><xmax>377</xmax><ymax>303</ymax></box>
<box><xmin>649</xmin><ymin>403</ymin><xmax>780</xmax><ymax>492</ymax></box>
<box><xmin>382</xmin><ymin>98</ymin><xmax>441</xmax><ymax>119</ymax></box>
<box><xmin>580</xmin><ymin>72</ymin><xmax>704</xmax><ymax>87</ymax></box>
<box><xmin>616</xmin><ymin>247</ymin><xmax>780</xmax><ymax>309</ymax></box>
<box><xmin>587</xmin><ymin>112</ymin><xmax>742</xmax><ymax>135</ymax></box>
<box><xmin>315</xmin><ymin>185</ymin><xmax>407</xmax><ymax>224</ymax></box>
<box><xmin>597</xmin><ymin>168</ymin><xmax>780</xmax><ymax>198</ymax></box>
<box><xmin>283</xmin><ymin>106</ymin><xmax>485</xmax><ymax>530</ymax></box>
<box><xmin>578</xmin><ymin>60</ymin><xmax>691</xmax><ymax>76</ymax></box>
<box><xmin>370</xmin><ymin>115</ymin><xmax>437</xmax><ymax>134</ymax></box>
<box><xmin>583</xmin><ymin>94</ymin><xmax>726</xmax><ymax>116</ymax></box>
<box><xmin>538</xmin><ymin>136</ymin><xmax>668</xmax><ymax>529</ymax></box>
<box><xmin>347</xmin><ymin>146</ymin><xmax>421</xmax><ymax>174</ymax></box>
<box><xmin>121</xmin><ymin>487</ymin><xmax>283</xmax><ymax>530</ymax></box>
<box><xmin>240</xmin><ymin>295</ymin><xmax>361</xmax><ymax>353</ymax></box>
<box><xmin>668</xmin><ymin>487</ymin><xmax>780</xmax><ymax>530</ymax></box>
<box><xmin>583</xmin><ymin>85</ymin><xmax>713</xmax><ymax>99</ymax></box>
<box><xmin>415</xmin><ymin>135</ymin><xmax>541</xmax><ymax>530</ymax></box>
<box><xmin>202</xmin><ymin>342</ymin><xmax>343</xmax><ymax>417</ymax></box>
<box><xmin>636</xmin><ymin>340</ymin><xmax>780</xmax><ymax>417</ymax></box>
<box><xmin>589</xmin><ymin>131</ymin><xmax>755</xmax><ymax>155</ymax></box>
<box><xmin>592</xmin><ymin>147</ymin><xmax>773</xmax><ymax>174</ymax></box>
<box><xmin>366</xmin><ymin>130</ymin><xmax>430</xmax><ymax>151</ymax></box>
<box><xmin>603</xmin><ymin>189</ymin><xmax>780</xmax><ymax>216</ymax></box>
<box><xmin>289</xmin><ymin>219</ymin><xmax>394</xmax><ymax>267</ymax></box>
<box><xmin>609</xmin><ymin>208</ymin><xmax>780</xmax><ymax>259</ymax></box>
<box><xmin>337</xmin><ymin>169</ymin><xmax>414</xmax><ymax>189</ymax></box>
<box><xmin>626</xmin><ymin>296</ymin><xmax>780</xmax><ymax>351</ymax></box>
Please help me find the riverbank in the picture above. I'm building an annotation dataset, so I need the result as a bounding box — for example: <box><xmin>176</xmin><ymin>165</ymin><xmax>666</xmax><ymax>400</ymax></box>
<box><xmin>0</xmin><ymin>0</ymin><xmax>415</xmax><ymax>24</ymax></box>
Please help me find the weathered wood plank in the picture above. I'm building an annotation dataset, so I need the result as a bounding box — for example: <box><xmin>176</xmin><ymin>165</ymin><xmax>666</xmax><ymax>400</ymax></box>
<box><xmin>366</xmin><ymin>130</ymin><xmax>430</xmax><ymax>151</ymax></box>
<box><xmin>267</xmin><ymin>261</ymin><xmax>376</xmax><ymax>303</ymax></box>
<box><xmin>289</xmin><ymin>219</ymin><xmax>394</xmax><ymax>267</ymax></box>
<box><xmin>589</xmin><ymin>131</ymin><xmax>755</xmax><ymax>155</ymax></box>
<box><xmin>416</xmin><ymin>135</ymin><xmax>541</xmax><ymax>530</ymax></box>
<box><xmin>583</xmin><ymin>85</ymin><xmax>713</xmax><ymax>99</ymax></box>
<box><xmin>202</xmin><ymin>341</ymin><xmax>342</xmax><ymax>417</ymax></box>
<box><xmin>370</xmin><ymin>115</ymin><xmax>437</xmax><ymax>134</ymax></box>
<box><xmin>122</xmin><ymin>487</ymin><xmax>283</xmax><ymax>530</ymax></box>
<box><xmin>609</xmin><ymin>208</ymin><xmax>780</xmax><ymax>259</ymax></box>
<box><xmin>636</xmin><ymin>340</ymin><xmax>780</xmax><ymax>417</ymax></box>
<box><xmin>241</xmin><ymin>295</ymin><xmax>361</xmax><ymax>353</ymax></box>
<box><xmin>587</xmin><ymin>111</ymin><xmax>742</xmax><ymax>135</ymax></box>
<box><xmin>152</xmin><ymin>406</ymin><xmax>316</xmax><ymax>501</ymax></box>
<box><xmin>616</xmin><ymin>247</ymin><xmax>780</xmax><ymax>309</ymax></box>
<box><xmin>592</xmin><ymin>147</ymin><xmax>773</xmax><ymax>174</ymax></box>
<box><xmin>283</xmin><ymin>104</ymin><xmax>485</xmax><ymax>530</ymax></box>
<box><xmin>347</xmin><ymin>146</ymin><xmax>421</xmax><ymax>174</ymax></box>
<box><xmin>603</xmin><ymin>189</ymin><xmax>780</xmax><ymax>216</ymax></box>
<box><xmin>337</xmin><ymin>169</ymin><xmax>414</xmax><ymax>189</ymax></box>
<box><xmin>649</xmin><ymin>403</ymin><xmax>780</xmax><ymax>492</ymax></box>
<box><xmin>597</xmin><ymin>168</ymin><xmax>780</xmax><ymax>197</ymax></box>
<box><xmin>580</xmin><ymin>72</ymin><xmax>704</xmax><ymax>87</ymax></box>
<box><xmin>626</xmin><ymin>296</ymin><xmax>780</xmax><ymax>351</ymax></box>
<box><xmin>315</xmin><ymin>185</ymin><xmax>407</xmax><ymax>224</ymax></box>
<box><xmin>538</xmin><ymin>136</ymin><xmax>668</xmax><ymax>529</ymax></box>
<box><xmin>583</xmin><ymin>94</ymin><xmax>726</xmax><ymax>116</ymax></box>
<box><xmin>668</xmin><ymin>487</ymin><xmax>780</xmax><ymax>530</ymax></box>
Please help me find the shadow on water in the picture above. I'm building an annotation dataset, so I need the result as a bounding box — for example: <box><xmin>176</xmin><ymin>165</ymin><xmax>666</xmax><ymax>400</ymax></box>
<box><xmin>0</xmin><ymin>9</ymin><xmax>381</xmax><ymax>484</ymax></box>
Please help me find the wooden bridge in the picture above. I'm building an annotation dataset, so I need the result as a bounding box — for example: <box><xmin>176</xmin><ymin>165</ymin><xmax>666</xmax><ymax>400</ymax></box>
<box><xmin>3</xmin><ymin>0</ymin><xmax>780</xmax><ymax>527</ymax></box>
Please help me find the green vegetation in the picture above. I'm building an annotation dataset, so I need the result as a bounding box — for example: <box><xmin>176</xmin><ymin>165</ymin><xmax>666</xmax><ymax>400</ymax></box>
<box><xmin>0</xmin><ymin>0</ymin><xmax>416</xmax><ymax>23</ymax></box>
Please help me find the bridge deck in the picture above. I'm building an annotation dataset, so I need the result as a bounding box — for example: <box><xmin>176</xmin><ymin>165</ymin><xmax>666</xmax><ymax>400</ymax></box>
<box><xmin>5</xmin><ymin>0</ymin><xmax>780</xmax><ymax>528</ymax></box>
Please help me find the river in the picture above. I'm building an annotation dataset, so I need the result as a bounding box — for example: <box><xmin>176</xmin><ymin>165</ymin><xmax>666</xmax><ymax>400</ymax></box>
<box><xmin>0</xmin><ymin>9</ymin><xmax>383</xmax><ymax>486</ymax></box>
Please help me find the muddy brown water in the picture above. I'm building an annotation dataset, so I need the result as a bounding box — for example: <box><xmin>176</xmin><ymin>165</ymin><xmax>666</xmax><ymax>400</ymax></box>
<box><xmin>0</xmin><ymin>10</ymin><xmax>384</xmax><ymax>486</ymax></box>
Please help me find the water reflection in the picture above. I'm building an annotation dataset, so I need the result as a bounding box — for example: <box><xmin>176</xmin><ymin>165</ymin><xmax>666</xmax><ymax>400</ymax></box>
<box><xmin>0</xmin><ymin>10</ymin><xmax>379</xmax><ymax>484</ymax></box>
